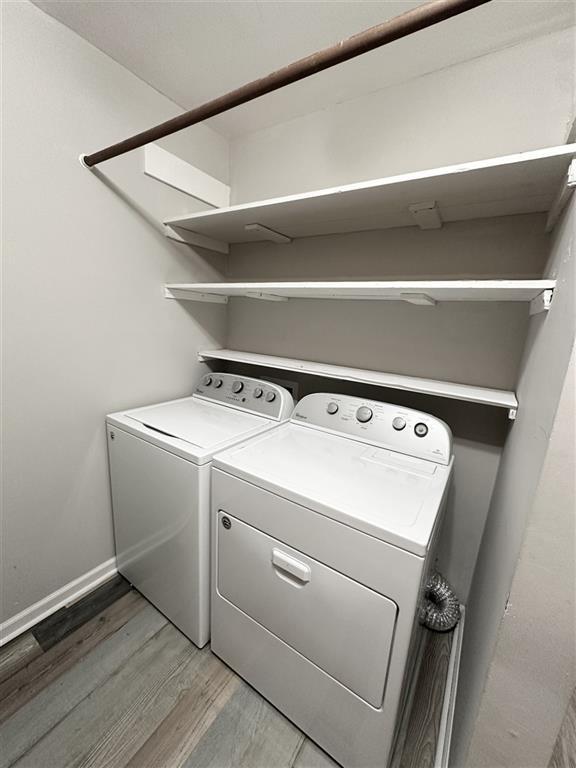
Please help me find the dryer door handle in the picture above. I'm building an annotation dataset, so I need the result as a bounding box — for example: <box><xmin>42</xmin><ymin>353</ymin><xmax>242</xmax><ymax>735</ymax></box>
<box><xmin>271</xmin><ymin>549</ymin><xmax>311</xmax><ymax>584</ymax></box>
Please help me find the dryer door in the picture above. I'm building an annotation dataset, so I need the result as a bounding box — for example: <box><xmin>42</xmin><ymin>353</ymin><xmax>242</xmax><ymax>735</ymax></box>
<box><xmin>216</xmin><ymin>511</ymin><xmax>397</xmax><ymax>707</ymax></box>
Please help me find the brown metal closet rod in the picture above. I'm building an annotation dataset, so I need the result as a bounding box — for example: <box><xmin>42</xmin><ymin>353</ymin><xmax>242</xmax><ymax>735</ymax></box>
<box><xmin>82</xmin><ymin>0</ymin><xmax>491</xmax><ymax>167</ymax></box>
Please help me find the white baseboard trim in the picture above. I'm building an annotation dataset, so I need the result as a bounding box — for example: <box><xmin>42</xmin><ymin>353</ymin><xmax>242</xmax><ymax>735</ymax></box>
<box><xmin>435</xmin><ymin>605</ymin><xmax>466</xmax><ymax>768</ymax></box>
<box><xmin>0</xmin><ymin>557</ymin><xmax>118</xmax><ymax>647</ymax></box>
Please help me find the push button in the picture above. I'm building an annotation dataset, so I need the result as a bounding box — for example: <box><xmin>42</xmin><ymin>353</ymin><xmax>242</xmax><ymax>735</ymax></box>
<box><xmin>414</xmin><ymin>422</ymin><xmax>428</xmax><ymax>437</ymax></box>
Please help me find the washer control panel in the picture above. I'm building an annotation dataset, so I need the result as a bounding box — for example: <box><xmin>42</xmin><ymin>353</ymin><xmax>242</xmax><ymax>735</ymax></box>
<box><xmin>194</xmin><ymin>373</ymin><xmax>294</xmax><ymax>421</ymax></box>
<box><xmin>293</xmin><ymin>393</ymin><xmax>452</xmax><ymax>465</ymax></box>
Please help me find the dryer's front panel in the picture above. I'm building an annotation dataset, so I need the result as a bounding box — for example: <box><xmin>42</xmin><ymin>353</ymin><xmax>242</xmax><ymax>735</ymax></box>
<box><xmin>216</xmin><ymin>510</ymin><xmax>397</xmax><ymax>707</ymax></box>
<box><xmin>107</xmin><ymin>426</ymin><xmax>210</xmax><ymax>647</ymax></box>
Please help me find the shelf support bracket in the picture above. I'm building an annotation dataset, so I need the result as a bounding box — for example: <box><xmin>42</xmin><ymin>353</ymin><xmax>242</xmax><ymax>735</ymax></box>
<box><xmin>164</xmin><ymin>287</ymin><xmax>228</xmax><ymax>304</ymax></box>
<box><xmin>529</xmin><ymin>288</ymin><xmax>554</xmax><ymax>316</ymax></box>
<box><xmin>164</xmin><ymin>225</ymin><xmax>229</xmax><ymax>255</ymax></box>
<box><xmin>545</xmin><ymin>159</ymin><xmax>576</xmax><ymax>232</ymax></box>
<box><xmin>400</xmin><ymin>293</ymin><xmax>437</xmax><ymax>306</ymax></box>
<box><xmin>508</xmin><ymin>407</ymin><xmax>518</xmax><ymax>421</ymax></box>
<box><xmin>244</xmin><ymin>223</ymin><xmax>292</xmax><ymax>244</ymax></box>
<box><xmin>408</xmin><ymin>201</ymin><xmax>443</xmax><ymax>230</ymax></box>
<box><xmin>245</xmin><ymin>292</ymin><xmax>289</xmax><ymax>302</ymax></box>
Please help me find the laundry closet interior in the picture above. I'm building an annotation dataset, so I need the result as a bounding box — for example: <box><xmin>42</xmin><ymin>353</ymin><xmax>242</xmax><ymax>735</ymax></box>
<box><xmin>2</xmin><ymin>2</ymin><xmax>574</xmax><ymax>768</ymax></box>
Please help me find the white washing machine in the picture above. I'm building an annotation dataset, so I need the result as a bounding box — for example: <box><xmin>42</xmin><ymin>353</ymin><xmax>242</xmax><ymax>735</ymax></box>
<box><xmin>106</xmin><ymin>373</ymin><xmax>294</xmax><ymax>648</ymax></box>
<box><xmin>211</xmin><ymin>393</ymin><xmax>453</xmax><ymax>767</ymax></box>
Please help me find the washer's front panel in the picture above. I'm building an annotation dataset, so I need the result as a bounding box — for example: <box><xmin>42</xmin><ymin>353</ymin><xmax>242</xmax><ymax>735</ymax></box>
<box><xmin>107</xmin><ymin>426</ymin><xmax>210</xmax><ymax>647</ymax></box>
<box><xmin>216</xmin><ymin>512</ymin><xmax>397</xmax><ymax>707</ymax></box>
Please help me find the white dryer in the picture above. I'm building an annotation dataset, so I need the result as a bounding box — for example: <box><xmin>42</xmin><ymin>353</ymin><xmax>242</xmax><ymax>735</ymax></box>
<box><xmin>210</xmin><ymin>393</ymin><xmax>453</xmax><ymax>767</ymax></box>
<box><xmin>106</xmin><ymin>373</ymin><xmax>294</xmax><ymax>648</ymax></box>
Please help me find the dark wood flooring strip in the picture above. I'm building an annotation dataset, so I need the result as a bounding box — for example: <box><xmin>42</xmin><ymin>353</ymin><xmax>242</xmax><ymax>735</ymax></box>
<box><xmin>31</xmin><ymin>575</ymin><xmax>132</xmax><ymax>651</ymax></box>
<box><xmin>0</xmin><ymin>634</ymin><xmax>42</xmax><ymax>686</ymax></box>
<box><xmin>397</xmin><ymin>629</ymin><xmax>453</xmax><ymax>768</ymax></box>
<box><xmin>0</xmin><ymin>589</ymin><xmax>145</xmax><ymax>724</ymax></box>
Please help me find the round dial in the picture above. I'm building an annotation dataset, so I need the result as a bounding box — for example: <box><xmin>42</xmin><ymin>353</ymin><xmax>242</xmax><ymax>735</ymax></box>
<box><xmin>232</xmin><ymin>381</ymin><xmax>244</xmax><ymax>394</ymax></box>
<box><xmin>202</xmin><ymin>375</ymin><xmax>212</xmax><ymax>386</ymax></box>
<box><xmin>392</xmin><ymin>416</ymin><xmax>406</xmax><ymax>431</ymax></box>
<box><xmin>253</xmin><ymin>387</ymin><xmax>263</xmax><ymax>399</ymax></box>
<box><xmin>414</xmin><ymin>422</ymin><xmax>428</xmax><ymax>437</ymax></box>
<box><xmin>265</xmin><ymin>391</ymin><xmax>276</xmax><ymax>402</ymax></box>
<box><xmin>356</xmin><ymin>406</ymin><xmax>373</xmax><ymax>423</ymax></box>
<box><xmin>213</xmin><ymin>378</ymin><xmax>223</xmax><ymax>388</ymax></box>
<box><xmin>326</xmin><ymin>402</ymin><xmax>339</xmax><ymax>415</ymax></box>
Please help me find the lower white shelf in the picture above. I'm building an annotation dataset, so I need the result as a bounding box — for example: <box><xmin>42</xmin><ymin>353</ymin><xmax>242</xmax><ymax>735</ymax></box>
<box><xmin>199</xmin><ymin>349</ymin><xmax>519</xmax><ymax>419</ymax></box>
<box><xmin>166</xmin><ymin>280</ymin><xmax>555</xmax><ymax>306</ymax></box>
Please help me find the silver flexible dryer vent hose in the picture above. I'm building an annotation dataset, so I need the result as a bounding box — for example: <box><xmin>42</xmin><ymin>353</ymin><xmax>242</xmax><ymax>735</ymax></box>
<box><xmin>420</xmin><ymin>571</ymin><xmax>461</xmax><ymax>632</ymax></box>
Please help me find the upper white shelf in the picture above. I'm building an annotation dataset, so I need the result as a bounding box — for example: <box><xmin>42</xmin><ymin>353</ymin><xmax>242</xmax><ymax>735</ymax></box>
<box><xmin>165</xmin><ymin>145</ymin><xmax>575</xmax><ymax>244</ymax></box>
<box><xmin>198</xmin><ymin>349</ymin><xmax>519</xmax><ymax>418</ymax></box>
<box><xmin>165</xmin><ymin>280</ymin><xmax>555</xmax><ymax>305</ymax></box>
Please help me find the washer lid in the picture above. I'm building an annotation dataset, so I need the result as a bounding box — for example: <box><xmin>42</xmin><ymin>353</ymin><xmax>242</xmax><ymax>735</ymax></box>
<box><xmin>213</xmin><ymin>423</ymin><xmax>453</xmax><ymax>556</ymax></box>
<box><xmin>127</xmin><ymin>397</ymin><xmax>272</xmax><ymax>450</ymax></box>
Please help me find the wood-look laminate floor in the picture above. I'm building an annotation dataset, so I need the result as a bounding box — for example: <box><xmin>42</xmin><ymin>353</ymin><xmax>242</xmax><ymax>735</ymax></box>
<box><xmin>0</xmin><ymin>577</ymin><xmax>452</xmax><ymax>768</ymax></box>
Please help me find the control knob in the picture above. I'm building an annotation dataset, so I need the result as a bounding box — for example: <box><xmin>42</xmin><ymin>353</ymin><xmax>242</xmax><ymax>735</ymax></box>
<box><xmin>202</xmin><ymin>375</ymin><xmax>212</xmax><ymax>386</ymax></box>
<box><xmin>326</xmin><ymin>402</ymin><xmax>339</xmax><ymax>415</ymax></box>
<box><xmin>356</xmin><ymin>406</ymin><xmax>373</xmax><ymax>424</ymax></box>
<box><xmin>265</xmin><ymin>391</ymin><xmax>276</xmax><ymax>402</ymax></box>
<box><xmin>232</xmin><ymin>381</ymin><xmax>244</xmax><ymax>394</ymax></box>
<box><xmin>253</xmin><ymin>387</ymin><xmax>263</xmax><ymax>399</ymax></box>
<box><xmin>392</xmin><ymin>416</ymin><xmax>406</xmax><ymax>431</ymax></box>
<box><xmin>414</xmin><ymin>422</ymin><xmax>429</xmax><ymax>437</ymax></box>
<box><xmin>213</xmin><ymin>378</ymin><xmax>223</xmax><ymax>388</ymax></box>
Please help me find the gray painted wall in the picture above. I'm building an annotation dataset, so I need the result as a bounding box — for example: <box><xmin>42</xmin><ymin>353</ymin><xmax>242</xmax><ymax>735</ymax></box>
<box><xmin>452</xmin><ymin>198</ymin><xmax>576</xmax><ymax>767</ymax></box>
<box><xmin>231</xmin><ymin>27</ymin><xmax>574</xmax><ymax>203</ymax></box>
<box><xmin>467</xmin><ymin>345</ymin><xmax>575</xmax><ymax>767</ymax></box>
<box><xmin>1</xmin><ymin>2</ymin><xmax>228</xmax><ymax>623</ymax></box>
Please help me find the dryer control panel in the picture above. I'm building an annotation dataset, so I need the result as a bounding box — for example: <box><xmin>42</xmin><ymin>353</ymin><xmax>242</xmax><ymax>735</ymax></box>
<box><xmin>194</xmin><ymin>373</ymin><xmax>294</xmax><ymax>421</ymax></box>
<box><xmin>291</xmin><ymin>393</ymin><xmax>452</xmax><ymax>465</ymax></box>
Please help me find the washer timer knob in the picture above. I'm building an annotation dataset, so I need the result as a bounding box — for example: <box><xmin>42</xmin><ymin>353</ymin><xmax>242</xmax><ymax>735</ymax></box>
<box><xmin>253</xmin><ymin>387</ymin><xmax>263</xmax><ymax>399</ymax></box>
<box><xmin>265</xmin><ymin>391</ymin><xmax>276</xmax><ymax>402</ymax></box>
<box><xmin>232</xmin><ymin>381</ymin><xmax>244</xmax><ymax>394</ymax></box>
<box><xmin>356</xmin><ymin>406</ymin><xmax>373</xmax><ymax>424</ymax></box>
<box><xmin>392</xmin><ymin>416</ymin><xmax>406</xmax><ymax>431</ymax></box>
<box><xmin>326</xmin><ymin>402</ymin><xmax>339</xmax><ymax>415</ymax></box>
<box><xmin>414</xmin><ymin>422</ymin><xmax>429</xmax><ymax>437</ymax></box>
